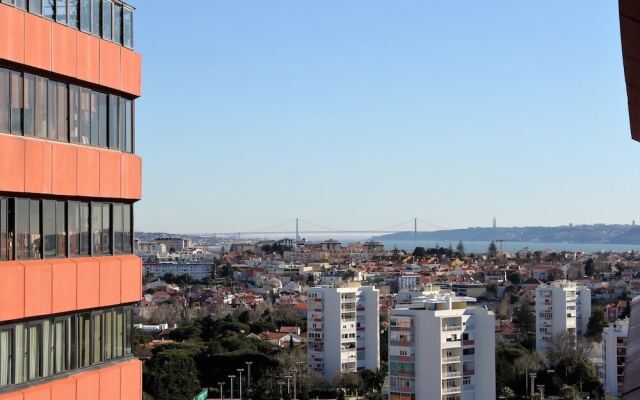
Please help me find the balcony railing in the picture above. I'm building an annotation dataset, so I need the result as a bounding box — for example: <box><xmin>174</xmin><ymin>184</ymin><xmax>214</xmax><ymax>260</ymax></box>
<box><xmin>442</xmin><ymin>386</ymin><xmax>462</xmax><ymax>394</ymax></box>
<box><xmin>442</xmin><ymin>356</ymin><xmax>461</xmax><ymax>363</ymax></box>
<box><xmin>442</xmin><ymin>325</ymin><xmax>462</xmax><ymax>332</ymax></box>
<box><xmin>442</xmin><ymin>371</ymin><xmax>462</xmax><ymax>378</ymax></box>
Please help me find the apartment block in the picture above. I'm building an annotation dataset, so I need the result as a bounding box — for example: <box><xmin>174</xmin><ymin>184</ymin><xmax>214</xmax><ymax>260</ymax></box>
<box><xmin>0</xmin><ymin>0</ymin><xmax>142</xmax><ymax>399</ymax></box>
<box><xmin>603</xmin><ymin>319</ymin><xmax>628</xmax><ymax>398</ymax></box>
<box><xmin>388</xmin><ymin>292</ymin><xmax>495</xmax><ymax>400</ymax></box>
<box><xmin>535</xmin><ymin>281</ymin><xmax>591</xmax><ymax>350</ymax></box>
<box><xmin>307</xmin><ymin>283</ymin><xmax>380</xmax><ymax>382</ymax></box>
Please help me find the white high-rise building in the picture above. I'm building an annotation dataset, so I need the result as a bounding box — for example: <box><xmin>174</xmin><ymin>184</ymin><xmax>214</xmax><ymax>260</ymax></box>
<box><xmin>388</xmin><ymin>292</ymin><xmax>495</xmax><ymax>400</ymax></box>
<box><xmin>535</xmin><ymin>280</ymin><xmax>591</xmax><ymax>350</ymax></box>
<box><xmin>603</xmin><ymin>319</ymin><xmax>629</xmax><ymax>398</ymax></box>
<box><xmin>307</xmin><ymin>283</ymin><xmax>380</xmax><ymax>382</ymax></box>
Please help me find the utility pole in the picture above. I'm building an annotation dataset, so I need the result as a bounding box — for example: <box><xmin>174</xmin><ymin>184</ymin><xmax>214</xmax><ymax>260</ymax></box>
<box><xmin>529</xmin><ymin>373</ymin><xmax>537</xmax><ymax>400</ymax></box>
<box><xmin>295</xmin><ymin>218</ymin><xmax>299</xmax><ymax>244</ymax></box>
<box><xmin>237</xmin><ymin>369</ymin><xmax>244</xmax><ymax>399</ymax></box>
<box><xmin>217</xmin><ymin>382</ymin><xmax>225</xmax><ymax>400</ymax></box>
<box><xmin>228</xmin><ymin>375</ymin><xmax>236</xmax><ymax>400</ymax></box>
<box><xmin>414</xmin><ymin>218</ymin><xmax>417</xmax><ymax>242</ymax></box>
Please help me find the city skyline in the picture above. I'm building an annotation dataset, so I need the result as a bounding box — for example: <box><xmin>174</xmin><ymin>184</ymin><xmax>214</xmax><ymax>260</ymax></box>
<box><xmin>135</xmin><ymin>0</ymin><xmax>639</xmax><ymax>233</ymax></box>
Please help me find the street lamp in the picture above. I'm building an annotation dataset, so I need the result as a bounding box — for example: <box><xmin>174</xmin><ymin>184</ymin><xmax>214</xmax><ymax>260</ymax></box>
<box><xmin>537</xmin><ymin>384</ymin><xmax>545</xmax><ymax>400</ymax></box>
<box><xmin>246</xmin><ymin>361</ymin><xmax>253</xmax><ymax>389</ymax></box>
<box><xmin>228</xmin><ymin>375</ymin><xmax>236</xmax><ymax>400</ymax></box>
<box><xmin>528</xmin><ymin>372</ymin><xmax>537</xmax><ymax>400</ymax></box>
<box><xmin>295</xmin><ymin>362</ymin><xmax>304</xmax><ymax>397</ymax></box>
<box><xmin>284</xmin><ymin>375</ymin><xmax>292</xmax><ymax>395</ymax></box>
<box><xmin>290</xmin><ymin>367</ymin><xmax>298</xmax><ymax>400</ymax></box>
<box><xmin>278</xmin><ymin>381</ymin><xmax>284</xmax><ymax>400</ymax></box>
<box><xmin>237</xmin><ymin>369</ymin><xmax>244</xmax><ymax>399</ymax></box>
<box><xmin>217</xmin><ymin>382</ymin><xmax>225</xmax><ymax>400</ymax></box>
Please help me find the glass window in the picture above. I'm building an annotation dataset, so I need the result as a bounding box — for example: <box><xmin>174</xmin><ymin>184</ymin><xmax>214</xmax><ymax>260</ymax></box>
<box><xmin>79</xmin><ymin>314</ymin><xmax>90</xmax><ymax>368</ymax></box>
<box><xmin>79</xmin><ymin>88</ymin><xmax>90</xmax><ymax>144</ymax></box>
<box><xmin>0</xmin><ymin>69</ymin><xmax>9</xmax><ymax>133</ymax></box>
<box><xmin>56</xmin><ymin>0</ymin><xmax>67</xmax><ymax>24</ymax></box>
<box><xmin>108</xmin><ymin>95</ymin><xmax>118</xmax><ymax>149</ymax></box>
<box><xmin>91</xmin><ymin>0</ymin><xmax>100</xmax><ymax>35</ymax></box>
<box><xmin>23</xmin><ymin>74</ymin><xmax>35</xmax><ymax>137</ymax></box>
<box><xmin>43</xmin><ymin>201</ymin><xmax>66</xmax><ymax>258</ymax></box>
<box><xmin>68</xmin><ymin>202</ymin><xmax>79</xmax><ymax>256</ymax></box>
<box><xmin>68</xmin><ymin>0</ymin><xmax>78</xmax><ymax>29</ymax></box>
<box><xmin>47</xmin><ymin>80</ymin><xmax>57</xmax><ymax>140</ymax></box>
<box><xmin>35</xmin><ymin>76</ymin><xmax>47</xmax><ymax>138</ymax></box>
<box><xmin>91</xmin><ymin>203</ymin><xmax>102</xmax><ymax>255</ymax></box>
<box><xmin>114</xmin><ymin>309</ymin><xmax>123</xmax><ymax>358</ymax></box>
<box><xmin>69</xmin><ymin>315</ymin><xmax>78</xmax><ymax>370</ymax></box>
<box><xmin>26</xmin><ymin>324</ymin><xmax>42</xmax><ymax>381</ymax></box>
<box><xmin>90</xmin><ymin>91</ymin><xmax>99</xmax><ymax>145</ymax></box>
<box><xmin>15</xmin><ymin>199</ymin><xmax>30</xmax><ymax>260</ymax></box>
<box><xmin>123</xmin><ymin>7</ymin><xmax>133</xmax><ymax>48</ymax></box>
<box><xmin>80</xmin><ymin>203</ymin><xmax>89</xmax><ymax>255</ymax></box>
<box><xmin>10</xmin><ymin>71</ymin><xmax>22</xmax><ymax>135</ymax></box>
<box><xmin>79</xmin><ymin>0</ymin><xmax>90</xmax><ymax>31</ymax></box>
<box><xmin>0</xmin><ymin>198</ymin><xmax>7</xmax><ymax>261</ymax></box>
<box><xmin>15</xmin><ymin>0</ymin><xmax>26</xmax><ymax>9</ymax></box>
<box><xmin>102</xmin><ymin>203</ymin><xmax>110</xmax><ymax>254</ymax></box>
<box><xmin>113</xmin><ymin>4</ymin><xmax>122</xmax><ymax>45</ymax></box>
<box><xmin>92</xmin><ymin>314</ymin><xmax>102</xmax><ymax>363</ymax></box>
<box><xmin>28</xmin><ymin>0</ymin><xmax>42</xmax><ymax>14</ymax></box>
<box><xmin>0</xmin><ymin>0</ymin><xmax>15</xmax><ymax>5</ymax></box>
<box><xmin>0</xmin><ymin>328</ymin><xmax>12</xmax><ymax>387</ymax></box>
<box><xmin>124</xmin><ymin>309</ymin><xmax>132</xmax><ymax>355</ymax></box>
<box><xmin>123</xmin><ymin>204</ymin><xmax>132</xmax><ymax>253</ymax></box>
<box><xmin>69</xmin><ymin>85</ymin><xmax>79</xmax><ymax>143</ymax></box>
<box><xmin>56</xmin><ymin>83</ymin><xmax>68</xmax><ymax>142</ymax></box>
<box><xmin>51</xmin><ymin>319</ymin><xmax>67</xmax><ymax>374</ymax></box>
<box><xmin>102</xmin><ymin>0</ymin><xmax>112</xmax><ymax>40</ymax></box>
<box><xmin>13</xmin><ymin>325</ymin><xmax>24</xmax><ymax>385</ymax></box>
<box><xmin>43</xmin><ymin>0</ymin><xmax>54</xmax><ymax>19</ymax></box>
<box><xmin>104</xmin><ymin>311</ymin><xmax>113</xmax><ymax>361</ymax></box>
<box><xmin>125</xmin><ymin>99</ymin><xmax>132</xmax><ymax>152</ymax></box>
<box><xmin>98</xmin><ymin>93</ymin><xmax>107</xmax><ymax>147</ymax></box>
<box><xmin>113</xmin><ymin>204</ymin><xmax>123</xmax><ymax>253</ymax></box>
<box><xmin>118</xmin><ymin>97</ymin><xmax>125</xmax><ymax>151</ymax></box>
<box><xmin>30</xmin><ymin>200</ymin><xmax>41</xmax><ymax>259</ymax></box>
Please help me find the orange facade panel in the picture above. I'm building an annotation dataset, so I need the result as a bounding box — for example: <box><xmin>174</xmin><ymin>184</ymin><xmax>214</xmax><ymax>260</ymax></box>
<box><xmin>0</xmin><ymin>256</ymin><xmax>140</xmax><ymax>323</ymax></box>
<box><xmin>24</xmin><ymin>13</ymin><xmax>51</xmax><ymax>71</ymax></box>
<box><xmin>0</xmin><ymin>360</ymin><xmax>141</xmax><ymax>400</ymax></box>
<box><xmin>0</xmin><ymin>134</ymin><xmax>141</xmax><ymax>201</ymax></box>
<box><xmin>0</xmin><ymin>4</ymin><xmax>141</xmax><ymax>97</ymax></box>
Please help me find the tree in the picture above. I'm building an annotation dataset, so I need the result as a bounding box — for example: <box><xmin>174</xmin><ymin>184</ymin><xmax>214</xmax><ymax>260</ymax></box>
<box><xmin>456</xmin><ymin>241</ymin><xmax>465</xmax><ymax>257</ymax></box>
<box><xmin>143</xmin><ymin>344</ymin><xmax>201</xmax><ymax>400</ymax></box>
<box><xmin>513</xmin><ymin>300</ymin><xmax>536</xmax><ymax>334</ymax></box>
<box><xmin>412</xmin><ymin>247</ymin><xmax>426</xmax><ymax>258</ymax></box>
<box><xmin>499</xmin><ymin>386</ymin><xmax>515</xmax><ymax>399</ymax></box>
<box><xmin>585</xmin><ymin>309</ymin><xmax>608</xmax><ymax>340</ymax></box>
<box><xmin>488</xmin><ymin>241</ymin><xmax>498</xmax><ymax>256</ymax></box>
<box><xmin>584</xmin><ymin>258</ymin><xmax>594</xmax><ymax>277</ymax></box>
<box><xmin>507</xmin><ymin>271</ymin><xmax>522</xmax><ymax>285</ymax></box>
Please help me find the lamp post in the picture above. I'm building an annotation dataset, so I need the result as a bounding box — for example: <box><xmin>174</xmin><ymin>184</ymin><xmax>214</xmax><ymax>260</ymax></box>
<box><xmin>278</xmin><ymin>381</ymin><xmax>284</xmax><ymax>400</ymax></box>
<box><xmin>295</xmin><ymin>362</ymin><xmax>304</xmax><ymax>397</ymax></box>
<box><xmin>537</xmin><ymin>384</ymin><xmax>545</xmax><ymax>400</ymax></box>
<box><xmin>246</xmin><ymin>361</ymin><xmax>253</xmax><ymax>389</ymax></box>
<box><xmin>529</xmin><ymin>372</ymin><xmax>537</xmax><ymax>400</ymax></box>
<box><xmin>228</xmin><ymin>375</ymin><xmax>236</xmax><ymax>400</ymax></box>
<box><xmin>237</xmin><ymin>369</ymin><xmax>244</xmax><ymax>399</ymax></box>
<box><xmin>217</xmin><ymin>382</ymin><xmax>225</xmax><ymax>400</ymax></box>
<box><xmin>290</xmin><ymin>368</ymin><xmax>298</xmax><ymax>400</ymax></box>
<box><xmin>284</xmin><ymin>375</ymin><xmax>292</xmax><ymax>395</ymax></box>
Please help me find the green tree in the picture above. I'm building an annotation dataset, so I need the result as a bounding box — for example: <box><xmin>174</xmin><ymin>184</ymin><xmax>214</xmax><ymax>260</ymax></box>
<box><xmin>488</xmin><ymin>241</ymin><xmax>498</xmax><ymax>256</ymax></box>
<box><xmin>584</xmin><ymin>258</ymin><xmax>594</xmax><ymax>277</ymax></box>
<box><xmin>499</xmin><ymin>386</ymin><xmax>515</xmax><ymax>399</ymax></box>
<box><xmin>412</xmin><ymin>247</ymin><xmax>426</xmax><ymax>258</ymax></box>
<box><xmin>456</xmin><ymin>240</ymin><xmax>465</xmax><ymax>257</ymax></box>
<box><xmin>507</xmin><ymin>271</ymin><xmax>522</xmax><ymax>285</ymax></box>
<box><xmin>514</xmin><ymin>301</ymin><xmax>536</xmax><ymax>334</ymax></box>
<box><xmin>586</xmin><ymin>309</ymin><xmax>608</xmax><ymax>340</ymax></box>
<box><xmin>143</xmin><ymin>344</ymin><xmax>201</xmax><ymax>400</ymax></box>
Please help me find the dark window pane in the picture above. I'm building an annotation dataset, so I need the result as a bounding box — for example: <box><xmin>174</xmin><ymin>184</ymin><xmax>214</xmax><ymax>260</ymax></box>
<box><xmin>79</xmin><ymin>314</ymin><xmax>90</xmax><ymax>368</ymax></box>
<box><xmin>69</xmin><ymin>316</ymin><xmax>78</xmax><ymax>369</ymax></box>
<box><xmin>123</xmin><ymin>8</ymin><xmax>133</xmax><ymax>48</ymax></box>
<box><xmin>91</xmin><ymin>0</ymin><xmax>100</xmax><ymax>35</ymax></box>
<box><xmin>15</xmin><ymin>199</ymin><xmax>29</xmax><ymax>260</ymax></box>
<box><xmin>68</xmin><ymin>202</ymin><xmax>79</xmax><ymax>256</ymax></box>
<box><xmin>90</xmin><ymin>91</ymin><xmax>99</xmax><ymax>145</ymax></box>
<box><xmin>69</xmin><ymin>85</ymin><xmax>79</xmax><ymax>143</ymax></box>
<box><xmin>80</xmin><ymin>0</ymin><xmax>90</xmax><ymax>31</ymax></box>
<box><xmin>56</xmin><ymin>83</ymin><xmax>67</xmax><ymax>141</ymax></box>
<box><xmin>35</xmin><ymin>77</ymin><xmax>47</xmax><ymax>138</ymax></box>
<box><xmin>23</xmin><ymin>74</ymin><xmax>35</xmax><ymax>137</ymax></box>
<box><xmin>108</xmin><ymin>95</ymin><xmax>118</xmax><ymax>149</ymax></box>
<box><xmin>29</xmin><ymin>200</ymin><xmax>41</xmax><ymax>259</ymax></box>
<box><xmin>10</xmin><ymin>71</ymin><xmax>22</xmax><ymax>135</ymax></box>
<box><xmin>56</xmin><ymin>201</ymin><xmax>66</xmax><ymax>257</ymax></box>
<box><xmin>43</xmin><ymin>201</ymin><xmax>56</xmax><ymax>258</ymax></box>
<box><xmin>79</xmin><ymin>203</ymin><xmax>89</xmax><ymax>255</ymax></box>
<box><xmin>6</xmin><ymin>199</ymin><xmax>13</xmax><ymax>261</ymax></box>
<box><xmin>0</xmin><ymin>69</ymin><xmax>9</xmax><ymax>133</ymax></box>
<box><xmin>102</xmin><ymin>0</ymin><xmax>112</xmax><ymax>40</ymax></box>
<box><xmin>102</xmin><ymin>203</ymin><xmax>110</xmax><ymax>254</ymax></box>
<box><xmin>123</xmin><ymin>204</ymin><xmax>131</xmax><ymax>253</ymax></box>
<box><xmin>113</xmin><ymin>204</ymin><xmax>123</xmax><ymax>253</ymax></box>
<box><xmin>113</xmin><ymin>4</ymin><xmax>121</xmax><ymax>45</ymax></box>
<box><xmin>124</xmin><ymin>309</ymin><xmax>132</xmax><ymax>355</ymax></box>
<box><xmin>91</xmin><ymin>203</ymin><xmax>102</xmax><ymax>255</ymax></box>
<box><xmin>118</xmin><ymin>97</ymin><xmax>125</xmax><ymax>151</ymax></box>
<box><xmin>125</xmin><ymin>100</ymin><xmax>132</xmax><ymax>152</ymax></box>
<box><xmin>0</xmin><ymin>198</ymin><xmax>6</xmax><ymax>261</ymax></box>
<box><xmin>98</xmin><ymin>93</ymin><xmax>107</xmax><ymax>147</ymax></box>
<box><xmin>68</xmin><ymin>0</ymin><xmax>78</xmax><ymax>29</ymax></box>
<box><xmin>56</xmin><ymin>0</ymin><xmax>67</xmax><ymax>24</ymax></box>
<box><xmin>43</xmin><ymin>0</ymin><xmax>54</xmax><ymax>19</ymax></box>
<box><xmin>28</xmin><ymin>0</ymin><xmax>42</xmax><ymax>15</ymax></box>
<box><xmin>79</xmin><ymin>88</ymin><xmax>90</xmax><ymax>145</ymax></box>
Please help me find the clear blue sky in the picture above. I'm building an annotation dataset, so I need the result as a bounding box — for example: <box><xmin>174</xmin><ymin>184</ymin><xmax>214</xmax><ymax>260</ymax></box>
<box><xmin>134</xmin><ymin>0</ymin><xmax>639</xmax><ymax>234</ymax></box>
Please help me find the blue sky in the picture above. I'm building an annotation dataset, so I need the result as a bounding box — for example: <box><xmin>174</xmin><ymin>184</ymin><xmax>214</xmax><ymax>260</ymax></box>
<box><xmin>134</xmin><ymin>0</ymin><xmax>639</xmax><ymax>234</ymax></box>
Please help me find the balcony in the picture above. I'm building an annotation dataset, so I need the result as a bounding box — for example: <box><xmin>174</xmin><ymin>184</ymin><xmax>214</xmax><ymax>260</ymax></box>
<box><xmin>442</xmin><ymin>371</ymin><xmax>462</xmax><ymax>378</ymax></box>
<box><xmin>390</xmin><ymin>340</ymin><xmax>413</xmax><ymax>347</ymax></box>
<box><xmin>463</xmin><ymin>370</ymin><xmax>475</xmax><ymax>376</ymax></box>
<box><xmin>442</xmin><ymin>325</ymin><xmax>462</xmax><ymax>332</ymax></box>
<box><xmin>442</xmin><ymin>386</ymin><xmax>462</xmax><ymax>394</ymax></box>
<box><xmin>442</xmin><ymin>356</ymin><xmax>461</xmax><ymax>363</ymax></box>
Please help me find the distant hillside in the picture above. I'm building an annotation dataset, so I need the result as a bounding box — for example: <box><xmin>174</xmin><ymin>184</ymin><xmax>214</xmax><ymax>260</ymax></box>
<box><xmin>374</xmin><ymin>224</ymin><xmax>640</xmax><ymax>244</ymax></box>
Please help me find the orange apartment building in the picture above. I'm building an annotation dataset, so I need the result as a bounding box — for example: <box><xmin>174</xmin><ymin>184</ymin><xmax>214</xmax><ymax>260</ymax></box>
<box><xmin>0</xmin><ymin>0</ymin><xmax>142</xmax><ymax>399</ymax></box>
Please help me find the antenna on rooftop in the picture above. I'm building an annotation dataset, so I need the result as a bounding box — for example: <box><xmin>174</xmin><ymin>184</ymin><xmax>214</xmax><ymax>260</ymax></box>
<box><xmin>493</xmin><ymin>216</ymin><xmax>497</xmax><ymax>229</ymax></box>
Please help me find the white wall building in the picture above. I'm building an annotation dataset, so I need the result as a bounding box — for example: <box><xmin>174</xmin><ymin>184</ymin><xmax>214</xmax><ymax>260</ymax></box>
<box><xmin>397</xmin><ymin>273</ymin><xmax>421</xmax><ymax>291</ymax></box>
<box><xmin>603</xmin><ymin>319</ymin><xmax>629</xmax><ymax>398</ymax></box>
<box><xmin>535</xmin><ymin>280</ymin><xmax>591</xmax><ymax>350</ymax></box>
<box><xmin>307</xmin><ymin>283</ymin><xmax>380</xmax><ymax>382</ymax></box>
<box><xmin>143</xmin><ymin>263</ymin><xmax>211</xmax><ymax>280</ymax></box>
<box><xmin>388</xmin><ymin>292</ymin><xmax>495</xmax><ymax>400</ymax></box>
